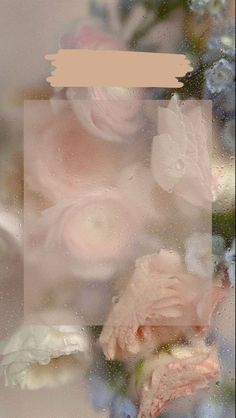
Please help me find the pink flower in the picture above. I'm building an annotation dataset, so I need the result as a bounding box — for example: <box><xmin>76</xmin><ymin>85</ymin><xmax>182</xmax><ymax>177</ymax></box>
<box><xmin>135</xmin><ymin>340</ymin><xmax>220</xmax><ymax>418</ymax></box>
<box><xmin>61</xmin><ymin>20</ymin><xmax>124</xmax><ymax>50</ymax></box>
<box><xmin>116</xmin><ymin>163</ymin><xmax>168</xmax><ymax>226</ymax></box>
<box><xmin>58</xmin><ymin>22</ymin><xmax>143</xmax><ymax>143</ymax></box>
<box><xmin>28</xmin><ymin>189</ymin><xmax>142</xmax><ymax>281</ymax></box>
<box><xmin>100</xmin><ymin>251</ymin><xmax>222</xmax><ymax>360</ymax></box>
<box><xmin>151</xmin><ymin>97</ymin><xmax>212</xmax><ymax>209</ymax></box>
<box><xmin>25</xmin><ymin>102</ymin><xmax>124</xmax><ymax>203</ymax></box>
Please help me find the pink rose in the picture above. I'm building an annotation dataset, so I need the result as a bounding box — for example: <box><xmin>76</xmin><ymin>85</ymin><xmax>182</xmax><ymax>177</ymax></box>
<box><xmin>27</xmin><ymin>189</ymin><xmax>142</xmax><ymax>281</ymax></box>
<box><xmin>100</xmin><ymin>251</ymin><xmax>222</xmax><ymax>360</ymax></box>
<box><xmin>58</xmin><ymin>22</ymin><xmax>143</xmax><ymax>143</ymax></box>
<box><xmin>151</xmin><ymin>97</ymin><xmax>212</xmax><ymax>209</ymax></box>
<box><xmin>134</xmin><ymin>340</ymin><xmax>220</xmax><ymax>418</ymax></box>
<box><xmin>25</xmin><ymin>102</ymin><xmax>124</xmax><ymax>203</ymax></box>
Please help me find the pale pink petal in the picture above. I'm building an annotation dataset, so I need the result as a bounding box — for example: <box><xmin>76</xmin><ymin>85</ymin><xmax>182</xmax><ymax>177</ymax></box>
<box><xmin>151</xmin><ymin>98</ymin><xmax>212</xmax><ymax>209</ymax></box>
<box><xmin>26</xmin><ymin>189</ymin><xmax>142</xmax><ymax>282</ymax></box>
<box><xmin>137</xmin><ymin>341</ymin><xmax>220</xmax><ymax>418</ymax></box>
<box><xmin>100</xmin><ymin>251</ymin><xmax>219</xmax><ymax>360</ymax></box>
<box><xmin>60</xmin><ymin>22</ymin><xmax>143</xmax><ymax>142</ymax></box>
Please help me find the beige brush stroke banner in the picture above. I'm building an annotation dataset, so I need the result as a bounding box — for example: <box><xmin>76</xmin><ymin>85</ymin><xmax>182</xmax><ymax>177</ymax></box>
<box><xmin>45</xmin><ymin>50</ymin><xmax>192</xmax><ymax>88</ymax></box>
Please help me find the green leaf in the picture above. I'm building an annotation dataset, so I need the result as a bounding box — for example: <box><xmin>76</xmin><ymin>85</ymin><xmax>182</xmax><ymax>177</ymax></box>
<box><xmin>213</xmin><ymin>211</ymin><xmax>235</xmax><ymax>244</ymax></box>
<box><xmin>90</xmin><ymin>325</ymin><xmax>103</xmax><ymax>338</ymax></box>
<box><xmin>214</xmin><ymin>381</ymin><xmax>236</xmax><ymax>405</ymax></box>
<box><xmin>129</xmin><ymin>0</ymin><xmax>188</xmax><ymax>47</ymax></box>
<box><xmin>104</xmin><ymin>360</ymin><xmax>129</xmax><ymax>394</ymax></box>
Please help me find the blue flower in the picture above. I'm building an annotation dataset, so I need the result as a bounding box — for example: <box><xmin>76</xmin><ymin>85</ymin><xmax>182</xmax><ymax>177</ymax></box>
<box><xmin>88</xmin><ymin>375</ymin><xmax>115</xmax><ymax>411</ymax></box>
<box><xmin>218</xmin><ymin>337</ymin><xmax>235</xmax><ymax>376</ymax></box>
<box><xmin>195</xmin><ymin>400</ymin><xmax>224</xmax><ymax>418</ymax></box>
<box><xmin>190</xmin><ymin>0</ymin><xmax>226</xmax><ymax>18</ymax></box>
<box><xmin>119</xmin><ymin>0</ymin><xmax>137</xmax><ymax>13</ymax></box>
<box><xmin>206</xmin><ymin>0</ymin><xmax>227</xmax><ymax>18</ymax></box>
<box><xmin>212</xmin><ymin>86</ymin><xmax>235</xmax><ymax>119</ymax></box>
<box><xmin>223</xmin><ymin>118</ymin><xmax>235</xmax><ymax>153</ymax></box>
<box><xmin>110</xmin><ymin>395</ymin><xmax>137</xmax><ymax>418</ymax></box>
<box><xmin>208</xmin><ymin>23</ymin><xmax>235</xmax><ymax>58</ymax></box>
<box><xmin>225</xmin><ymin>240</ymin><xmax>235</xmax><ymax>286</ymax></box>
<box><xmin>212</xmin><ymin>234</ymin><xmax>226</xmax><ymax>267</ymax></box>
<box><xmin>189</xmin><ymin>0</ymin><xmax>210</xmax><ymax>15</ymax></box>
<box><xmin>205</xmin><ymin>59</ymin><xmax>235</xmax><ymax>94</ymax></box>
<box><xmin>90</xmin><ymin>0</ymin><xmax>109</xmax><ymax>22</ymax></box>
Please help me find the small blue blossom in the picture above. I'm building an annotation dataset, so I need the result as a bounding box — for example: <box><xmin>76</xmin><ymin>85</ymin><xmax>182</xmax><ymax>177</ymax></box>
<box><xmin>195</xmin><ymin>400</ymin><xmax>224</xmax><ymax>418</ymax></box>
<box><xmin>225</xmin><ymin>240</ymin><xmax>235</xmax><ymax>286</ymax></box>
<box><xmin>208</xmin><ymin>23</ymin><xmax>235</xmax><ymax>58</ymax></box>
<box><xmin>207</xmin><ymin>0</ymin><xmax>227</xmax><ymax>18</ymax></box>
<box><xmin>190</xmin><ymin>0</ymin><xmax>226</xmax><ymax>18</ymax></box>
<box><xmin>189</xmin><ymin>0</ymin><xmax>210</xmax><ymax>15</ymax></box>
<box><xmin>110</xmin><ymin>395</ymin><xmax>137</xmax><ymax>418</ymax></box>
<box><xmin>88</xmin><ymin>375</ymin><xmax>115</xmax><ymax>411</ymax></box>
<box><xmin>213</xmin><ymin>85</ymin><xmax>235</xmax><ymax>119</ymax></box>
<box><xmin>218</xmin><ymin>337</ymin><xmax>235</xmax><ymax>377</ymax></box>
<box><xmin>119</xmin><ymin>0</ymin><xmax>137</xmax><ymax>14</ymax></box>
<box><xmin>205</xmin><ymin>59</ymin><xmax>235</xmax><ymax>94</ymax></box>
<box><xmin>223</xmin><ymin>118</ymin><xmax>235</xmax><ymax>153</ymax></box>
<box><xmin>212</xmin><ymin>234</ymin><xmax>225</xmax><ymax>267</ymax></box>
<box><xmin>90</xmin><ymin>0</ymin><xmax>109</xmax><ymax>22</ymax></box>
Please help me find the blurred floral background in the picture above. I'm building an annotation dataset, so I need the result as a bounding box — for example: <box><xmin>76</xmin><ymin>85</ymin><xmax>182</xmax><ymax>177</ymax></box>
<box><xmin>0</xmin><ymin>1</ymin><xmax>235</xmax><ymax>417</ymax></box>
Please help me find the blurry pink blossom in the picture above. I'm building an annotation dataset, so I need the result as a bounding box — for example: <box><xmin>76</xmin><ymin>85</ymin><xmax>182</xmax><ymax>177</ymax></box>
<box><xmin>116</xmin><ymin>163</ymin><xmax>168</xmax><ymax>226</ymax></box>
<box><xmin>58</xmin><ymin>22</ymin><xmax>143</xmax><ymax>143</ymax></box>
<box><xmin>151</xmin><ymin>97</ymin><xmax>212</xmax><ymax>209</ymax></box>
<box><xmin>61</xmin><ymin>21</ymin><xmax>124</xmax><ymax>50</ymax></box>
<box><xmin>25</xmin><ymin>102</ymin><xmax>124</xmax><ymax>203</ymax></box>
<box><xmin>135</xmin><ymin>340</ymin><xmax>220</xmax><ymax>418</ymax></box>
<box><xmin>28</xmin><ymin>189</ymin><xmax>142</xmax><ymax>281</ymax></box>
<box><xmin>100</xmin><ymin>251</ymin><xmax>222</xmax><ymax>360</ymax></box>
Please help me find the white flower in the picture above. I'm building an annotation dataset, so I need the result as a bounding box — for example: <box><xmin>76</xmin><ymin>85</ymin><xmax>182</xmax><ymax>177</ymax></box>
<box><xmin>0</xmin><ymin>312</ymin><xmax>91</xmax><ymax>390</ymax></box>
<box><xmin>185</xmin><ymin>233</ymin><xmax>213</xmax><ymax>278</ymax></box>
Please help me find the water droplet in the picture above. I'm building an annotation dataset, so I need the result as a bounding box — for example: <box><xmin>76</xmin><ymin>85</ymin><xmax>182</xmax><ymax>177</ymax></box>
<box><xmin>176</xmin><ymin>159</ymin><xmax>184</xmax><ymax>171</ymax></box>
<box><xmin>112</xmin><ymin>296</ymin><xmax>119</xmax><ymax>304</ymax></box>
